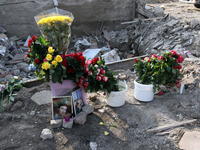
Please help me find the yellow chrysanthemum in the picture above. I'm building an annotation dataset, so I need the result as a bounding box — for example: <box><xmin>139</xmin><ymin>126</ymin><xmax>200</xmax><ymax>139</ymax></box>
<box><xmin>52</xmin><ymin>60</ymin><xmax>58</xmax><ymax>66</ymax></box>
<box><xmin>48</xmin><ymin>47</ymin><xmax>54</xmax><ymax>53</ymax></box>
<box><xmin>55</xmin><ymin>55</ymin><xmax>63</xmax><ymax>62</ymax></box>
<box><xmin>46</xmin><ymin>54</ymin><xmax>52</xmax><ymax>61</ymax></box>
<box><xmin>37</xmin><ymin>15</ymin><xmax>73</xmax><ymax>25</ymax></box>
<box><xmin>42</xmin><ymin>62</ymin><xmax>50</xmax><ymax>70</ymax></box>
<box><xmin>99</xmin><ymin>122</ymin><xmax>104</xmax><ymax>125</ymax></box>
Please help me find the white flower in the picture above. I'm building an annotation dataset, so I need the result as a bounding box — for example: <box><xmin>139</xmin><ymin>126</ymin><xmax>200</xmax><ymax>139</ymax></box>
<box><xmin>0</xmin><ymin>84</ymin><xmax>5</xmax><ymax>92</ymax></box>
<box><xmin>14</xmin><ymin>76</ymin><xmax>18</xmax><ymax>79</ymax></box>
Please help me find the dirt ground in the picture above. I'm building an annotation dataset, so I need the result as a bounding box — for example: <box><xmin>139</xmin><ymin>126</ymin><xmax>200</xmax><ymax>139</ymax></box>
<box><xmin>1</xmin><ymin>1</ymin><xmax>200</xmax><ymax>150</ymax></box>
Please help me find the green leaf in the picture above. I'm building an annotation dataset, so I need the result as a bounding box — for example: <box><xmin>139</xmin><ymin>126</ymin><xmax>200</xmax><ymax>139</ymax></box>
<box><xmin>10</xmin><ymin>96</ymin><xmax>15</xmax><ymax>101</ymax></box>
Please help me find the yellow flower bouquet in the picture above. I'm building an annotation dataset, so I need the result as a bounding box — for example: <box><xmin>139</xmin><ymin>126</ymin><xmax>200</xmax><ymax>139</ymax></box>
<box><xmin>34</xmin><ymin>8</ymin><xmax>74</xmax><ymax>54</ymax></box>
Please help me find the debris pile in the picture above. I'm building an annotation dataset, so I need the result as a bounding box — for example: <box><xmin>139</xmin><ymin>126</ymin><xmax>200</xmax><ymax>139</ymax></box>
<box><xmin>0</xmin><ymin>30</ymin><xmax>36</xmax><ymax>82</ymax></box>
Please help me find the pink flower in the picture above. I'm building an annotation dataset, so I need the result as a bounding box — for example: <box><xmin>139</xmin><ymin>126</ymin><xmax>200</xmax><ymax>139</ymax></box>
<box><xmin>96</xmin><ymin>76</ymin><xmax>101</xmax><ymax>81</ymax></box>
<box><xmin>158</xmin><ymin>56</ymin><xmax>163</xmax><ymax>60</ymax></box>
<box><xmin>171</xmin><ymin>50</ymin><xmax>177</xmax><ymax>55</ymax></box>
<box><xmin>43</xmin><ymin>58</ymin><xmax>47</xmax><ymax>62</ymax></box>
<box><xmin>88</xmin><ymin>71</ymin><xmax>93</xmax><ymax>75</ymax></box>
<box><xmin>79</xmin><ymin>78</ymin><xmax>84</xmax><ymax>84</ymax></box>
<box><xmin>100</xmin><ymin>69</ymin><xmax>105</xmax><ymax>74</ymax></box>
<box><xmin>102</xmin><ymin>76</ymin><xmax>108</xmax><ymax>82</ymax></box>
<box><xmin>84</xmin><ymin>66</ymin><xmax>89</xmax><ymax>73</ymax></box>
<box><xmin>151</xmin><ymin>54</ymin><xmax>157</xmax><ymax>59</ymax></box>
<box><xmin>158</xmin><ymin>91</ymin><xmax>163</xmax><ymax>95</ymax></box>
<box><xmin>86</xmin><ymin>60</ymin><xmax>92</xmax><ymax>65</ymax></box>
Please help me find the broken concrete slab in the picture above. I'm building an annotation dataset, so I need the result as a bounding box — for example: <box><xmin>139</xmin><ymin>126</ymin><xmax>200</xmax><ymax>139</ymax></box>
<box><xmin>31</xmin><ymin>90</ymin><xmax>51</xmax><ymax>105</ymax></box>
<box><xmin>83</xmin><ymin>49</ymin><xmax>101</xmax><ymax>61</ymax></box>
<box><xmin>10</xmin><ymin>53</ymin><xmax>27</xmax><ymax>64</ymax></box>
<box><xmin>101</xmin><ymin>49</ymin><xmax>120</xmax><ymax>63</ymax></box>
<box><xmin>179</xmin><ymin>131</ymin><xmax>200</xmax><ymax>150</ymax></box>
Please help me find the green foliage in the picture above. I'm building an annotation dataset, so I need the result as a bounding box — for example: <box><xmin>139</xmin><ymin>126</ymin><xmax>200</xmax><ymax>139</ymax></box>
<box><xmin>0</xmin><ymin>76</ymin><xmax>23</xmax><ymax>112</ymax></box>
<box><xmin>134</xmin><ymin>51</ymin><xmax>184</xmax><ymax>92</ymax></box>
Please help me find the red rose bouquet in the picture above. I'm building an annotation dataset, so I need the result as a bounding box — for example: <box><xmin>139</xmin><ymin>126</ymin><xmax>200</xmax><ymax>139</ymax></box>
<box><xmin>84</xmin><ymin>56</ymin><xmax>119</xmax><ymax>94</ymax></box>
<box><xmin>134</xmin><ymin>50</ymin><xmax>184</xmax><ymax>93</ymax></box>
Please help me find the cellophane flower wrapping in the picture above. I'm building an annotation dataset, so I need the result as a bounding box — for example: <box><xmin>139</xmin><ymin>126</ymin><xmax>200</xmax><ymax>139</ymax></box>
<box><xmin>34</xmin><ymin>8</ymin><xmax>74</xmax><ymax>54</ymax></box>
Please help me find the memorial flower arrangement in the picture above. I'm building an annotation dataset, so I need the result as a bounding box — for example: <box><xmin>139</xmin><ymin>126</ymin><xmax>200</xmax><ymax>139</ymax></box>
<box><xmin>0</xmin><ymin>76</ymin><xmax>23</xmax><ymax>112</ymax></box>
<box><xmin>27</xmin><ymin>35</ymin><xmax>88</xmax><ymax>86</ymax></box>
<box><xmin>27</xmin><ymin>8</ymin><xmax>90</xmax><ymax>86</ymax></box>
<box><xmin>84</xmin><ymin>56</ymin><xmax>119</xmax><ymax>94</ymax></box>
<box><xmin>134</xmin><ymin>50</ymin><xmax>184</xmax><ymax>93</ymax></box>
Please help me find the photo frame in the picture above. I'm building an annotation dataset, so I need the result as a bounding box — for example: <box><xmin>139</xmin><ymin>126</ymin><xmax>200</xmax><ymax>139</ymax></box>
<box><xmin>52</xmin><ymin>96</ymin><xmax>73</xmax><ymax>120</ymax></box>
<box><xmin>72</xmin><ymin>88</ymin><xmax>84</xmax><ymax>116</ymax></box>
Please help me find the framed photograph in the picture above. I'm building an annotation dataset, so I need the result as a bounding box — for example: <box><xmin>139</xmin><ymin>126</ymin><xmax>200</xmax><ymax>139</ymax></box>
<box><xmin>52</xmin><ymin>96</ymin><xmax>73</xmax><ymax>120</ymax></box>
<box><xmin>72</xmin><ymin>88</ymin><xmax>84</xmax><ymax>116</ymax></box>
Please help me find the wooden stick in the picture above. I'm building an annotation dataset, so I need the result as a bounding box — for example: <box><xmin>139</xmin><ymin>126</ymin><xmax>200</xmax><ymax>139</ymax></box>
<box><xmin>146</xmin><ymin>119</ymin><xmax>197</xmax><ymax>133</ymax></box>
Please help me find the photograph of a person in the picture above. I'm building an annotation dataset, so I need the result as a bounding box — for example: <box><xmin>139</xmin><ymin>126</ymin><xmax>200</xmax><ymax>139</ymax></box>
<box><xmin>52</xmin><ymin>96</ymin><xmax>72</xmax><ymax>121</ymax></box>
<box><xmin>72</xmin><ymin>88</ymin><xmax>84</xmax><ymax>115</ymax></box>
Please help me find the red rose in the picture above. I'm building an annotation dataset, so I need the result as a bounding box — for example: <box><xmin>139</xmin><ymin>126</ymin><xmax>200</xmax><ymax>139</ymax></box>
<box><xmin>79</xmin><ymin>78</ymin><xmax>84</xmax><ymax>84</ymax></box>
<box><xmin>171</xmin><ymin>50</ymin><xmax>177</xmax><ymax>55</ymax></box>
<box><xmin>177</xmin><ymin>65</ymin><xmax>182</xmax><ymax>69</ymax></box>
<box><xmin>158</xmin><ymin>91</ymin><xmax>163</xmax><ymax>95</ymax></box>
<box><xmin>67</xmin><ymin>67</ymin><xmax>75</xmax><ymax>73</ymax></box>
<box><xmin>96</xmin><ymin>76</ymin><xmax>101</xmax><ymax>81</ymax></box>
<box><xmin>173</xmin><ymin>66</ymin><xmax>177</xmax><ymax>69</ymax></box>
<box><xmin>70</xmin><ymin>53</ymin><xmax>75</xmax><ymax>57</ymax></box>
<box><xmin>177</xmin><ymin>82</ymin><xmax>181</xmax><ymax>88</ymax></box>
<box><xmin>148</xmin><ymin>58</ymin><xmax>151</xmax><ymax>62</ymax></box>
<box><xmin>65</xmin><ymin>54</ymin><xmax>70</xmax><ymax>57</ymax></box>
<box><xmin>77</xmin><ymin>81</ymin><xmax>82</xmax><ymax>87</ymax></box>
<box><xmin>135</xmin><ymin>58</ymin><xmax>138</xmax><ymax>63</ymax></box>
<box><xmin>32</xmin><ymin>35</ymin><xmax>37</xmax><ymax>41</ymax></box>
<box><xmin>74</xmin><ymin>54</ymin><xmax>81</xmax><ymax>61</ymax></box>
<box><xmin>100</xmin><ymin>68</ymin><xmax>105</xmax><ymax>74</ymax></box>
<box><xmin>20</xmin><ymin>78</ymin><xmax>23</xmax><ymax>80</ymax></box>
<box><xmin>3</xmin><ymin>81</ymin><xmax>7</xmax><ymax>84</ymax></box>
<box><xmin>80</xmin><ymin>56</ymin><xmax>85</xmax><ymax>66</ymax></box>
<box><xmin>93</xmin><ymin>57</ymin><xmax>99</xmax><ymax>64</ymax></box>
<box><xmin>27</xmin><ymin>50</ymin><xmax>30</xmax><ymax>53</ymax></box>
<box><xmin>88</xmin><ymin>71</ymin><xmax>93</xmax><ymax>75</ymax></box>
<box><xmin>78</xmin><ymin>52</ymin><xmax>83</xmax><ymax>56</ymax></box>
<box><xmin>28</xmin><ymin>39</ymin><xmax>33</xmax><ymax>47</ymax></box>
<box><xmin>175</xmin><ymin>58</ymin><xmax>180</xmax><ymax>63</ymax></box>
<box><xmin>62</xmin><ymin>57</ymin><xmax>68</xmax><ymax>68</ymax></box>
<box><xmin>151</xmin><ymin>54</ymin><xmax>157</xmax><ymax>58</ymax></box>
<box><xmin>83</xmin><ymin>82</ymin><xmax>89</xmax><ymax>88</ymax></box>
<box><xmin>102</xmin><ymin>76</ymin><xmax>108</xmax><ymax>82</ymax></box>
<box><xmin>26</xmin><ymin>54</ymin><xmax>30</xmax><ymax>57</ymax></box>
<box><xmin>34</xmin><ymin>58</ymin><xmax>40</xmax><ymax>64</ymax></box>
<box><xmin>98</xmin><ymin>74</ymin><xmax>103</xmax><ymax>78</ymax></box>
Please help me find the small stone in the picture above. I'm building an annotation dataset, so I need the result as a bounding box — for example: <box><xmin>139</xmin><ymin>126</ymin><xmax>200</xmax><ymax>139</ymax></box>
<box><xmin>62</xmin><ymin>118</ymin><xmax>73</xmax><ymax>129</ymax></box>
<box><xmin>82</xmin><ymin>104</ymin><xmax>94</xmax><ymax>114</ymax></box>
<box><xmin>190</xmin><ymin>19</ymin><xmax>199</xmax><ymax>29</ymax></box>
<box><xmin>51</xmin><ymin>119</ymin><xmax>62</xmax><ymax>128</ymax></box>
<box><xmin>118</xmin><ymin>73</ymin><xmax>127</xmax><ymax>80</ymax></box>
<box><xmin>30</xmin><ymin>110</ymin><xmax>36</xmax><ymax>116</ymax></box>
<box><xmin>154</xmin><ymin>6</ymin><xmax>164</xmax><ymax>17</ymax></box>
<box><xmin>184</xmin><ymin>25</ymin><xmax>190</xmax><ymax>30</ymax></box>
<box><xmin>166</xmin><ymin>144</ymin><xmax>170</xmax><ymax>148</ymax></box>
<box><xmin>13</xmin><ymin>70</ymin><xmax>20</xmax><ymax>76</ymax></box>
<box><xmin>74</xmin><ymin>111</ymin><xmax>88</xmax><ymax>125</ymax></box>
<box><xmin>155</xmin><ymin>145</ymin><xmax>158</xmax><ymax>149</ymax></box>
<box><xmin>10</xmin><ymin>101</ymin><xmax>23</xmax><ymax>112</ymax></box>
<box><xmin>40</xmin><ymin>128</ymin><xmax>53</xmax><ymax>140</ymax></box>
<box><xmin>90</xmin><ymin>142</ymin><xmax>98</xmax><ymax>150</ymax></box>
